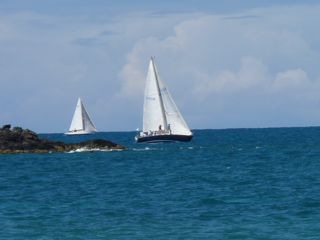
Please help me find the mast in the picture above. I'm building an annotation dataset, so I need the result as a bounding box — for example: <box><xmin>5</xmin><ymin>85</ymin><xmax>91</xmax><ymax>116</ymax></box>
<box><xmin>151</xmin><ymin>57</ymin><xmax>168</xmax><ymax>130</ymax></box>
<box><xmin>79</xmin><ymin>99</ymin><xmax>85</xmax><ymax>130</ymax></box>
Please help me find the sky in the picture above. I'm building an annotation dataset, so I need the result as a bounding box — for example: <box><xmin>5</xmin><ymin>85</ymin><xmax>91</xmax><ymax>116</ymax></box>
<box><xmin>1</xmin><ymin>0</ymin><xmax>320</xmax><ymax>132</ymax></box>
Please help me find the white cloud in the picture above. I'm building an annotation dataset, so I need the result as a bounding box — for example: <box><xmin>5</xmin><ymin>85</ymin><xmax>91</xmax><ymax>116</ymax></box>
<box><xmin>118</xmin><ymin>37</ymin><xmax>161</xmax><ymax>97</ymax></box>
<box><xmin>272</xmin><ymin>69</ymin><xmax>310</xmax><ymax>91</ymax></box>
<box><xmin>194</xmin><ymin>57</ymin><xmax>268</xmax><ymax>96</ymax></box>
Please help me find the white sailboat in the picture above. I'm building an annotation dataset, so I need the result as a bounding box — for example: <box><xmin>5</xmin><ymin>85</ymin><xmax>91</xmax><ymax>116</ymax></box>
<box><xmin>65</xmin><ymin>97</ymin><xmax>97</xmax><ymax>135</ymax></box>
<box><xmin>136</xmin><ymin>57</ymin><xmax>192</xmax><ymax>143</ymax></box>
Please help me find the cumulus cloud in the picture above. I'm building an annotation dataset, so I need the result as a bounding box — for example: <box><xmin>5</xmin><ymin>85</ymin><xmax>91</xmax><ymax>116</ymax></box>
<box><xmin>194</xmin><ymin>57</ymin><xmax>268</xmax><ymax>96</ymax></box>
<box><xmin>273</xmin><ymin>69</ymin><xmax>310</xmax><ymax>91</ymax></box>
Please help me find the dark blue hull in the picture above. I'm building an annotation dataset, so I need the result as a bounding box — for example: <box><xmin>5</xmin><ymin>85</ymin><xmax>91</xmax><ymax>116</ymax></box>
<box><xmin>136</xmin><ymin>134</ymin><xmax>193</xmax><ymax>143</ymax></box>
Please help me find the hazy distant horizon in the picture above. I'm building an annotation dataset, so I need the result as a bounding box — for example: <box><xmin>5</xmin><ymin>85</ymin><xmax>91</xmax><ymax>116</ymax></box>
<box><xmin>34</xmin><ymin>124</ymin><xmax>320</xmax><ymax>134</ymax></box>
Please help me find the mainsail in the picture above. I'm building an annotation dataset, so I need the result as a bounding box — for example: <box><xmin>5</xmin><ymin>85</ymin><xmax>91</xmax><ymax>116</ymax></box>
<box><xmin>66</xmin><ymin>98</ymin><xmax>97</xmax><ymax>135</ymax></box>
<box><xmin>142</xmin><ymin>57</ymin><xmax>192</xmax><ymax>136</ymax></box>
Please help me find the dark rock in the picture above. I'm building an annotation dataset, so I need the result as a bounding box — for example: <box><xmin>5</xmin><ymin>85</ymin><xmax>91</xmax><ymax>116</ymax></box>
<box><xmin>12</xmin><ymin>127</ymin><xmax>23</xmax><ymax>134</ymax></box>
<box><xmin>2</xmin><ymin>124</ymin><xmax>11</xmax><ymax>130</ymax></box>
<box><xmin>0</xmin><ymin>126</ymin><xmax>125</xmax><ymax>154</ymax></box>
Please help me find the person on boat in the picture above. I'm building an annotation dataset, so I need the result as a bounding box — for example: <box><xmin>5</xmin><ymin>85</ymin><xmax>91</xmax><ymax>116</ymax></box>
<box><xmin>167</xmin><ymin>124</ymin><xmax>171</xmax><ymax>134</ymax></box>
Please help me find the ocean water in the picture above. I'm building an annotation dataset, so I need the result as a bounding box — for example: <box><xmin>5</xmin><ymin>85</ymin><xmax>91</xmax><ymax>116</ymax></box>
<box><xmin>1</xmin><ymin>128</ymin><xmax>320</xmax><ymax>239</ymax></box>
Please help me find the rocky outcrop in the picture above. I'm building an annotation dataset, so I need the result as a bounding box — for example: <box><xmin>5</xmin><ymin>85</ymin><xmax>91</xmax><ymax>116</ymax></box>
<box><xmin>0</xmin><ymin>125</ymin><xmax>125</xmax><ymax>154</ymax></box>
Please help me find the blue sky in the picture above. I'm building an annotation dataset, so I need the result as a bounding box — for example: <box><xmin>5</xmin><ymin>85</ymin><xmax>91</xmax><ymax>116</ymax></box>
<box><xmin>1</xmin><ymin>0</ymin><xmax>320</xmax><ymax>132</ymax></box>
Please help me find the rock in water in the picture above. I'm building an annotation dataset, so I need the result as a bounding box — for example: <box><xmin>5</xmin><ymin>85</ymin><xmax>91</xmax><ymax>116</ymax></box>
<box><xmin>0</xmin><ymin>126</ymin><xmax>125</xmax><ymax>154</ymax></box>
<box><xmin>1</xmin><ymin>124</ymin><xmax>11</xmax><ymax>130</ymax></box>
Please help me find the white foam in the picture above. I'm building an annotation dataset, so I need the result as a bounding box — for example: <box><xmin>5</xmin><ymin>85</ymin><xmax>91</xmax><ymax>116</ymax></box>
<box><xmin>132</xmin><ymin>147</ymin><xmax>154</xmax><ymax>151</ymax></box>
<box><xmin>67</xmin><ymin>147</ymin><xmax>123</xmax><ymax>153</ymax></box>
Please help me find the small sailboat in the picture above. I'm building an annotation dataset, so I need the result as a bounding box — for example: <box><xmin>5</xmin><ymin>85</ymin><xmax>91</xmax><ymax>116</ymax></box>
<box><xmin>135</xmin><ymin>57</ymin><xmax>193</xmax><ymax>143</ymax></box>
<box><xmin>65</xmin><ymin>97</ymin><xmax>97</xmax><ymax>135</ymax></box>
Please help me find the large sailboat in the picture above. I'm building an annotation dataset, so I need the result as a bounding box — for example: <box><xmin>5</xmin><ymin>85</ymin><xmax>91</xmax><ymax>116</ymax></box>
<box><xmin>65</xmin><ymin>97</ymin><xmax>97</xmax><ymax>135</ymax></box>
<box><xmin>135</xmin><ymin>57</ymin><xmax>193</xmax><ymax>143</ymax></box>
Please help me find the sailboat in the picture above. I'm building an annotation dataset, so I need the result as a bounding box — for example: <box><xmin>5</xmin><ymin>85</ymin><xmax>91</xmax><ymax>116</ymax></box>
<box><xmin>135</xmin><ymin>57</ymin><xmax>193</xmax><ymax>143</ymax></box>
<box><xmin>65</xmin><ymin>97</ymin><xmax>97</xmax><ymax>135</ymax></box>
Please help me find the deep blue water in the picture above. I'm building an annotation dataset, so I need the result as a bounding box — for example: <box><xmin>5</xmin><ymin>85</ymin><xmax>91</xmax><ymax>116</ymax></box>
<box><xmin>1</xmin><ymin>128</ymin><xmax>320</xmax><ymax>239</ymax></box>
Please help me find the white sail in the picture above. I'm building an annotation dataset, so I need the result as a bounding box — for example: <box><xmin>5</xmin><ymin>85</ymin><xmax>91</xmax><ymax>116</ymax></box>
<box><xmin>66</xmin><ymin>98</ymin><xmax>97</xmax><ymax>135</ymax></box>
<box><xmin>157</xmin><ymin>76</ymin><xmax>192</xmax><ymax>136</ymax></box>
<box><xmin>142</xmin><ymin>58</ymin><xmax>192</xmax><ymax>136</ymax></box>
<box><xmin>82</xmin><ymin>105</ymin><xmax>97</xmax><ymax>133</ymax></box>
<box><xmin>142</xmin><ymin>59</ymin><xmax>167</xmax><ymax>132</ymax></box>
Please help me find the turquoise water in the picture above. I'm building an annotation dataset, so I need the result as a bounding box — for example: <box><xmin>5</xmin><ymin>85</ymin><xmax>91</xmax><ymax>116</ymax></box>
<box><xmin>1</xmin><ymin>128</ymin><xmax>320</xmax><ymax>239</ymax></box>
